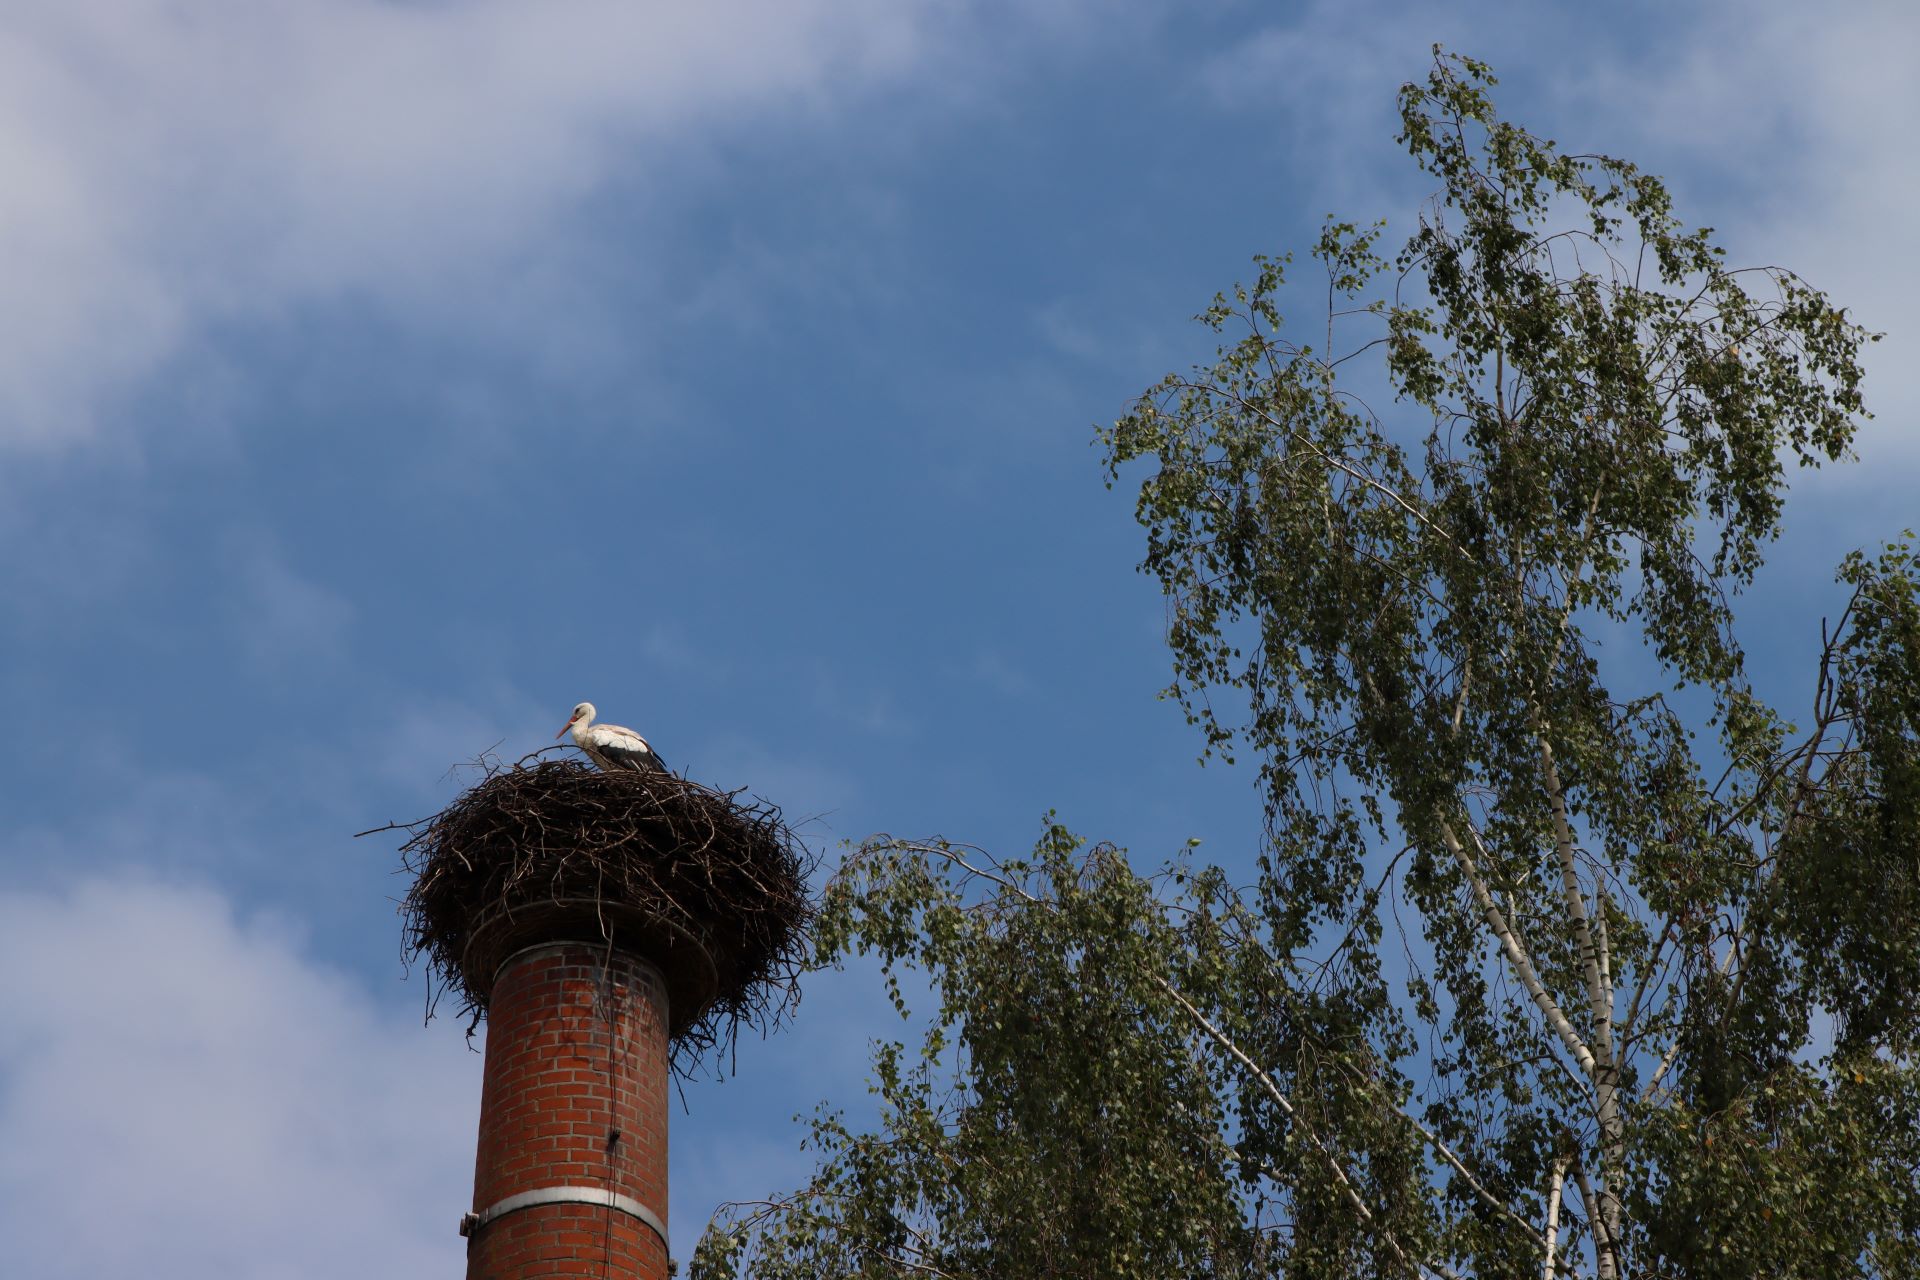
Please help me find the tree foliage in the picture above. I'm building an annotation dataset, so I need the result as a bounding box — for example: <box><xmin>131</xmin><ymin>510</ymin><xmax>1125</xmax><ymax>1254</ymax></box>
<box><xmin>693</xmin><ymin>51</ymin><xmax>1919</xmax><ymax>1280</ymax></box>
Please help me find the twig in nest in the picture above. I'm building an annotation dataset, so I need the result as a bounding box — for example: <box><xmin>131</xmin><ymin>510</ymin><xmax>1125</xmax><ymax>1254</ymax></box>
<box><xmin>389</xmin><ymin>755</ymin><xmax>816</xmax><ymax>1075</ymax></box>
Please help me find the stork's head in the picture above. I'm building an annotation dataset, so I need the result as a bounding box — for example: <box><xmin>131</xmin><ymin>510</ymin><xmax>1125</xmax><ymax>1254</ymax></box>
<box><xmin>555</xmin><ymin>701</ymin><xmax>596</xmax><ymax>739</ymax></box>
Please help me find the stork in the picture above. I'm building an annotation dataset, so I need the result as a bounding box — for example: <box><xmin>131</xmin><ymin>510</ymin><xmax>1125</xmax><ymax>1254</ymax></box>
<box><xmin>556</xmin><ymin>701</ymin><xmax>667</xmax><ymax>773</ymax></box>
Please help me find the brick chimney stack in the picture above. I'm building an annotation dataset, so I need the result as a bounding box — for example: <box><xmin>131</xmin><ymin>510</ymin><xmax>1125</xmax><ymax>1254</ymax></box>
<box><xmin>404</xmin><ymin>766</ymin><xmax>807</xmax><ymax>1280</ymax></box>
<box><xmin>460</xmin><ymin>942</ymin><xmax>672</xmax><ymax>1280</ymax></box>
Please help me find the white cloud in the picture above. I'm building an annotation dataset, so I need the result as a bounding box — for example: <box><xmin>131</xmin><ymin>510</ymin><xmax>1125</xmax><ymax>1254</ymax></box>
<box><xmin>1570</xmin><ymin>2</ymin><xmax>1920</xmax><ymax>466</ymax></box>
<box><xmin>0</xmin><ymin>877</ymin><xmax>482</xmax><ymax>1279</ymax></box>
<box><xmin>0</xmin><ymin>0</ymin><xmax>946</xmax><ymax>446</ymax></box>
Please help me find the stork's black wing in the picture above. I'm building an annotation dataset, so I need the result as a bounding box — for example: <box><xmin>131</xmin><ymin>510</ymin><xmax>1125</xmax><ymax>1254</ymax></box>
<box><xmin>597</xmin><ymin>740</ymin><xmax>667</xmax><ymax>773</ymax></box>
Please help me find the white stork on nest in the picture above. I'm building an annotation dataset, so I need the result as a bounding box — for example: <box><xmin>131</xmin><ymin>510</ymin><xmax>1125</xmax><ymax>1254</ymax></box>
<box><xmin>556</xmin><ymin>701</ymin><xmax>667</xmax><ymax>773</ymax></box>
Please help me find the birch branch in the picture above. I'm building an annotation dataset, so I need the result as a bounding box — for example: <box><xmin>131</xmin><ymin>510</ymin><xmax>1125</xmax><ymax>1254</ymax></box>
<box><xmin>934</xmin><ymin>843</ymin><xmax>1439</xmax><ymax>1272</ymax></box>
<box><xmin>1451</xmin><ymin>653</ymin><xmax>1473</xmax><ymax>735</ymax></box>
<box><xmin>1640</xmin><ymin>1032</ymin><xmax>1686</xmax><ymax>1103</ymax></box>
<box><xmin>1593</xmin><ymin>884</ymin><xmax>1612</xmax><ymax>998</ymax></box>
<box><xmin>1315</xmin><ymin>1050</ymin><xmax>1549</xmax><ymax>1252</ymax></box>
<box><xmin>1407</xmin><ymin>1112</ymin><xmax>1549</xmax><ymax>1251</ymax></box>
<box><xmin>1152</xmin><ymin>976</ymin><xmax>1437</xmax><ymax>1279</ymax></box>
<box><xmin>1442</xmin><ymin>819</ymin><xmax>1598</xmax><ymax>1079</ymax></box>
<box><xmin>1572</xmin><ymin>1157</ymin><xmax>1619</xmax><ymax>1280</ymax></box>
<box><xmin>1183</xmin><ymin>379</ymin><xmax>1464</xmax><ymax>554</ymax></box>
<box><xmin>931</xmin><ymin>839</ymin><xmax>1536</xmax><ymax>1277</ymax></box>
<box><xmin>1542</xmin><ymin>1155</ymin><xmax>1570</xmax><ymax>1280</ymax></box>
<box><xmin>1231</xmin><ymin>1147</ymin><xmax>1462</xmax><ymax>1280</ymax></box>
<box><xmin>1640</xmin><ymin>931</ymin><xmax>1738</xmax><ymax>1101</ymax></box>
<box><xmin>1619</xmin><ymin>918</ymin><xmax>1679</xmax><ymax>1048</ymax></box>
<box><xmin>1538</xmin><ymin>734</ymin><xmax>1615</xmax><ymax>1067</ymax></box>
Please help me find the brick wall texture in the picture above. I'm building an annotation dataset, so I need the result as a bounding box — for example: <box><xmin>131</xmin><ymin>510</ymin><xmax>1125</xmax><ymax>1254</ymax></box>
<box><xmin>466</xmin><ymin>942</ymin><xmax>670</xmax><ymax>1280</ymax></box>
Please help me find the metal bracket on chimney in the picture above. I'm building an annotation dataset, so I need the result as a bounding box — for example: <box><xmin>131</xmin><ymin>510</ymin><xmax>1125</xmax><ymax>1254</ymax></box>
<box><xmin>460</xmin><ymin>1185</ymin><xmax>668</xmax><ymax>1250</ymax></box>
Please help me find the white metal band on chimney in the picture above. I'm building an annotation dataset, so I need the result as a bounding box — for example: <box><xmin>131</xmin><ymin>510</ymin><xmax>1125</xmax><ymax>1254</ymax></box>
<box><xmin>460</xmin><ymin>1185</ymin><xmax>668</xmax><ymax>1250</ymax></box>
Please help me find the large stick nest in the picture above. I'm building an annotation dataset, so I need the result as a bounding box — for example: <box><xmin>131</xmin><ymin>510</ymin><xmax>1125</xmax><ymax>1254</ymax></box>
<box><xmin>395</xmin><ymin>756</ymin><xmax>814</xmax><ymax>1069</ymax></box>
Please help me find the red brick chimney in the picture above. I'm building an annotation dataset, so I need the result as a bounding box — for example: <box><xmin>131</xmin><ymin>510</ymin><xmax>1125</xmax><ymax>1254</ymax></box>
<box><xmin>403</xmin><ymin>767</ymin><xmax>806</xmax><ymax>1280</ymax></box>
<box><xmin>461</xmin><ymin>942</ymin><xmax>672</xmax><ymax>1280</ymax></box>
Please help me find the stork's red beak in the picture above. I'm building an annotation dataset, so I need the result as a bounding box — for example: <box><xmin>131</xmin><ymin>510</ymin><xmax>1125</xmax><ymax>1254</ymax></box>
<box><xmin>554</xmin><ymin>720</ymin><xmax>574</xmax><ymax>739</ymax></box>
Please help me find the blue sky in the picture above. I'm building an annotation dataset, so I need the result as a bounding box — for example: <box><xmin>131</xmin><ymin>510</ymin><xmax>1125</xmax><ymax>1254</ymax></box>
<box><xmin>1</xmin><ymin>2</ymin><xmax>1915</xmax><ymax>1274</ymax></box>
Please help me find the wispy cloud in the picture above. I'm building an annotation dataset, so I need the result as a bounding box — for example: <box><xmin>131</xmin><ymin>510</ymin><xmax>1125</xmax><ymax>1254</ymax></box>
<box><xmin>1569</xmin><ymin>2</ymin><xmax>1920</xmax><ymax>464</ymax></box>
<box><xmin>1198</xmin><ymin>0</ymin><xmax>1919</xmax><ymax>484</ymax></box>
<box><xmin>0</xmin><ymin>0</ymin><xmax>947</xmax><ymax>446</ymax></box>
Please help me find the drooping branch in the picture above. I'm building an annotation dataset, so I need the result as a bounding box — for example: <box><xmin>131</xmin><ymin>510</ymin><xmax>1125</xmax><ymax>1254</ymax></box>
<box><xmin>1164</xmin><ymin>378</ymin><xmax>1464</xmax><ymax>556</ymax></box>
<box><xmin>1154</xmin><ymin>975</ymin><xmax>1448</xmax><ymax>1280</ymax></box>
<box><xmin>923</xmin><ymin>839</ymin><xmax>1512</xmax><ymax>1278</ymax></box>
<box><xmin>1640</xmin><ymin>934</ymin><xmax>1739</xmax><ymax>1102</ymax></box>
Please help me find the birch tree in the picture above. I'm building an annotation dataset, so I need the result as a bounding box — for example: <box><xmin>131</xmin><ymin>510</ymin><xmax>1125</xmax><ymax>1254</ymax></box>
<box><xmin>693</xmin><ymin>52</ymin><xmax>1920</xmax><ymax>1280</ymax></box>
